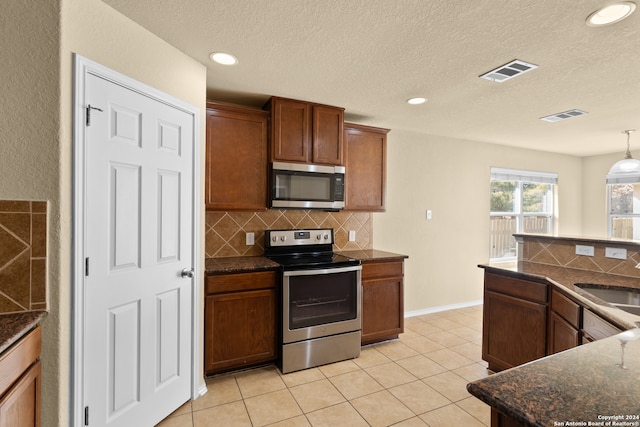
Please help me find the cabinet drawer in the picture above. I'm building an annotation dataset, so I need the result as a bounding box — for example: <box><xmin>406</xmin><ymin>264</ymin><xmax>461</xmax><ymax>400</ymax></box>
<box><xmin>206</xmin><ymin>271</ymin><xmax>277</xmax><ymax>295</ymax></box>
<box><xmin>582</xmin><ymin>309</ymin><xmax>622</xmax><ymax>341</ymax></box>
<box><xmin>361</xmin><ymin>261</ymin><xmax>403</xmax><ymax>280</ymax></box>
<box><xmin>550</xmin><ymin>289</ymin><xmax>580</xmax><ymax>328</ymax></box>
<box><xmin>484</xmin><ymin>272</ymin><xmax>547</xmax><ymax>304</ymax></box>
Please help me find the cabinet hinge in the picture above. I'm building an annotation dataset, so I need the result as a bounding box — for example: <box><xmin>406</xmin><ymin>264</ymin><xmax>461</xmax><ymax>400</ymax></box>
<box><xmin>84</xmin><ymin>406</ymin><xmax>89</xmax><ymax>426</ymax></box>
<box><xmin>85</xmin><ymin>257</ymin><xmax>89</xmax><ymax>277</ymax></box>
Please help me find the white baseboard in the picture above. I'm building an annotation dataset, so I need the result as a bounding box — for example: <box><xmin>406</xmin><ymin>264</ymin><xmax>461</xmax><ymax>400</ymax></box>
<box><xmin>404</xmin><ymin>299</ymin><xmax>483</xmax><ymax>318</ymax></box>
<box><xmin>195</xmin><ymin>381</ymin><xmax>208</xmax><ymax>399</ymax></box>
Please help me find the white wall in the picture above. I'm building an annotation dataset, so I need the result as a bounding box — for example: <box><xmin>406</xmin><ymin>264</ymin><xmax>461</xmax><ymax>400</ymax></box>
<box><xmin>0</xmin><ymin>1</ymin><xmax>207</xmax><ymax>425</ymax></box>
<box><xmin>373</xmin><ymin>129</ymin><xmax>583</xmax><ymax>312</ymax></box>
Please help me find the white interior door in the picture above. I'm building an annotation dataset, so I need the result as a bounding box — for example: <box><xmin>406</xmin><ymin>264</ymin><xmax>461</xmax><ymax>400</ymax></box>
<box><xmin>83</xmin><ymin>72</ymin><xmax>195</xmax><ymax>427</ymax></box>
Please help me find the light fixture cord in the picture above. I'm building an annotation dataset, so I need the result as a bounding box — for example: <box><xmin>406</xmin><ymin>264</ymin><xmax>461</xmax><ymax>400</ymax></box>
<box><xmin>623</xmin><ymin>129</ymin><xmax>636</xmax><ymax>159</ymax></box>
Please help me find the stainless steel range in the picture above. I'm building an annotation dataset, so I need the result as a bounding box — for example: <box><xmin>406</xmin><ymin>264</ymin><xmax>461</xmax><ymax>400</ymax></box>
<box><xmin>264</xmin><ymin>228</ymin><xmax>362</xmax><ymax>374</ymax></box>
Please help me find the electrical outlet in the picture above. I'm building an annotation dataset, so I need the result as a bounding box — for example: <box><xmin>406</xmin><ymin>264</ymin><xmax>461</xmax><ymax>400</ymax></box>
<box><xmin>575</xmin><ymin>245</ymin><xmax>594</xmax><ymax>256</ymax></box>
<box><xmin>426</xmin><ymin>210</ymin><xmax>432</xmax><ymax>220</ymax></box>
<box><xmin>605</xmin><ymin>247</ymin><xmax>627</xmax><ymax>260</ymax></box>
<box><xmin>348</xmin><ymin>230</ymin><xmax>356</xmax><ymax>242</ymax></box>
<box><xmin>245</xmin><ymin>232</ymin><xmax>254</xmax><ymax>245</ymax></box>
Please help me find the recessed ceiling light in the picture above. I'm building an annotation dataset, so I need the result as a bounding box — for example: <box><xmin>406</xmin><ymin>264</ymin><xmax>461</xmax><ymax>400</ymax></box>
<box><xmin>407</xmin><ymin>97</ymin><xmax>427</xmax><ymax>105</ymax></box>
<box><xmin>209</xmin><ymin>52</ymin><xmax>238</xmax><ymax>65</ymax></box>
<box><xmin>586</xmin><ymin>2</ymin><xmax>636</xmax><ymax>26</ymax></box>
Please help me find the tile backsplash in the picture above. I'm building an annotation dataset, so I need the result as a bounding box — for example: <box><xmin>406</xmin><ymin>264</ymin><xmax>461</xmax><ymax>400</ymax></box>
<box><xmin>520</xmin><ymin>236</ymin><xmax>640</xmax><ymax>278</ymax></box>
<box><xmin>206</xmin><ymin>210</ymin><xmax>372</xmax><ymax>258</ymax></box>
<box><xmin>0</xmin><ymin>200</ymin><xmax>47</xmax><ymax>313</ymax></box>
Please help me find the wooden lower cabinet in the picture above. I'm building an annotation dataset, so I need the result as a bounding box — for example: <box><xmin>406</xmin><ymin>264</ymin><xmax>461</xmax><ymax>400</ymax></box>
<box><xmin>548</xmin><ymin>311</ymin><xmax>580</xmax><ymax>354</ymax></box>
<box><xmin>204</xmin><ymin>271</ymin><xmax>277</xmax><ymax>375</ymax></box>
<box><xmin>482</xmin><ymin>272</ymin><xmax>548</xmax><ymax>372</ymax></box>
<box><xmin>483</xmin><ymin>270</ymin><xmax>627</xmax><ymax>373</ymax></box>
<box><xmin>361</xmin><ymin>259</ymin><xmax>404</xmax><ymax>345</ymax></box>
<box><xmin>491</xmin><ymin>409</ymin><xmax>527</xmax><ymax>427</ymax></box>
<box><xmin>582</xmin><ymin>309</ymin><xmax>622</xmax><ymax>343</ymax></box>
<box><xmin>0</xmin><ymin>326</ymin><xmax>41</xmax><ymax>427</ymax></box>
<box><xmin>548</xmin><ymin>289</ymin><xmax>580</xmax><ymax>354</ymax></box>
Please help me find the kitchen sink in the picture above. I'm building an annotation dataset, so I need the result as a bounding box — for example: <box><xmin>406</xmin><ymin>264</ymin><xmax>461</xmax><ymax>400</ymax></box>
<box><xmin>576</xmin><ymin>285</ymin><xmax>640</xmax><ymax>316</ymax></box>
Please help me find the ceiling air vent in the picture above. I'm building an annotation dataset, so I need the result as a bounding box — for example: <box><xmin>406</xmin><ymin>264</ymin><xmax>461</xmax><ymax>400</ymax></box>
<box><xmin>539</xmin><ymin>109</ymin><xmax>588</xmax><ymax>123</ymax></box>
<box><xmin>479</xmin><ymin>59</ymin><xmax>538</xmax><ymax>82</ymax></box>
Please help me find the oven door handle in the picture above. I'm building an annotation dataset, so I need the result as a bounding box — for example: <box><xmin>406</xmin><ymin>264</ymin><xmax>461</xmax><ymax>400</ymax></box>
<box><xmin>283</xmin><ymin>265</ymin><xmax>362</xmax><ymax>277</ymax></box>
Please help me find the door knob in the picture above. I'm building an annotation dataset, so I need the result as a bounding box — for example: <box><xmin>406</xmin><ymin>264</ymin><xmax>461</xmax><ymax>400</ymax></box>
<box><xmin>181</xmin><ymin>268</ymin><xmax>195</xmax><ymax>278</ymax></box>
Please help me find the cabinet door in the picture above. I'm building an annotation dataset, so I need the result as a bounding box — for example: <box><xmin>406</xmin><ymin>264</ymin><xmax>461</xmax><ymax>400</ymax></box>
<box><xmin>205</xmin><ymin>289</ymin><xmax>276</xmax><ymax>374</ymax></box>
<box><xmin>361</xmin><ymin>276</ymin><xmax>404</xmax><ymax>345</ymax></box>
<box><xmin>548</xmin><ymin>311</ymin><xmax>579</xmax><ymax>354</ymax></box>
<box><xmin>344</xmin><ymin>124</ymin><xmax>388</xmax><ymax>211</ymax></box>
<box><xmin>270</xmin><ymin>98</ymin><xmax>310</xmax><ymax>163</ymax></box>
<box><xmin>483</xmin><ymin>290</ymin><xmax>547</xmax><ymax>371</ymax></box>
<box><xmin>205</xmin><ymin>104</ymin><xmax>269</xmax><ymax>210</ymax></box>
<box><xmin>361</xmin><ymin>260</ymin><xmax>404</xmax><ymax>345</ymax></box>
<box><xmin>312</xmin><ymin>105</ymin><xmax>344</xmax><ymax>165</ymax></box>
<box><xmin>491</xmin><ymin>409</ymin><xmax>527</xmax><ymax>427</ymax></box>
<box><xmin>0</xmin><ymin>361</ymin><xmax>41</xmax><ymax>427</ymax></box>
<box><xmin>582</xmin><ymin>309</ymin><xmax>622</xmax><ymax>342</ymax></box>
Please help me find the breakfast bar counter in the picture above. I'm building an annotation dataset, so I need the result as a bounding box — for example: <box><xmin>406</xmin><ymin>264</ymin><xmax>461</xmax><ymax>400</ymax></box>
<box><xmin>467</xmin><ymin>331</ymin><xmax>640</xmax><ymax>427</ymax></box>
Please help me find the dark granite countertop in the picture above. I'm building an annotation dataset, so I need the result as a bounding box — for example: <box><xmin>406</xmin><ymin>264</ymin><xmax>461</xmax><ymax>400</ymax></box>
<box><xmin>467</xmin><ymin>331</ymin><xmax>640</xmax><ymax>426</ymax></box>
<box><xmin>0</xmin><ymin>311</ymin><xmax>47</xmax><ymax>354</ymax></box>
<box><xmin>338</xmin><ymin>249</ymin><xmax>408</xmax><ymax>262</ymax></box>
<box><xmin>480</xmin><ymin>261</ymin><xmax>640</xmax><ymax>330</ymax></box>
<box><xmin>204</xmin><ymin>256</ymin><xmax>280</xmax><ymax>275</ymax></box>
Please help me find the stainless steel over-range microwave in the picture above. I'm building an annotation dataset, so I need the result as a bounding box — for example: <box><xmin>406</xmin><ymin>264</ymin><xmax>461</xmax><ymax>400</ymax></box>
<box><xmin>271</xmin><ymin>161</ymin><xmax>345</xmax><ymax>210</ymax></box>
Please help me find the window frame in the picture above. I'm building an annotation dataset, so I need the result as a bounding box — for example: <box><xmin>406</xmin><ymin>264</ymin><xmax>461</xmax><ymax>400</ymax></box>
<box><xmin>606</xmin><ymin>180</ymin><xmax>640</xmax><ymax>238</ymax></box>
<box><xmin>489</xmin><ymin>167</ymin><xmax>557</xmax><ymax>261</ymax></box>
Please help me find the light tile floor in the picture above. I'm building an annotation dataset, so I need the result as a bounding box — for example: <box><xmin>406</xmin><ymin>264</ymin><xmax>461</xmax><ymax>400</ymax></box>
<box><xmin>157</xmin><ymin>305</ymin><xmax>490</xmax><ymax>427</ymax></box>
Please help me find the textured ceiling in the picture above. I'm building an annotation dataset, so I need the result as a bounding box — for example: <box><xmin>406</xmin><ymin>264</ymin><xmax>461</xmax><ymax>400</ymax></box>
<box><xmin>102</xmin><ymin>0</ymin><xmax>640</xmax><ymax>156</ymax></box>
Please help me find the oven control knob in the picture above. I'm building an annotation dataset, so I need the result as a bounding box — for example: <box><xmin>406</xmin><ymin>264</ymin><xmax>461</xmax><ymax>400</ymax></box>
<box><xmin>280</xmin><ymin>236</ymin><xmax>287</xmax><ymax>242</ymax></box>
<box><xmin>316</xmin><ymin>235</ymin><xmax>322</xmax><ymax>240</ymax></box>
<box><xmin>272</xmin><ymin>236</ymin><xmax>278</xmax><ymax>242</ymax></box>
<box><xmin>323</xmin><ymin>234</ymin><xmax>329</xmax><ymax>240</ymax></box>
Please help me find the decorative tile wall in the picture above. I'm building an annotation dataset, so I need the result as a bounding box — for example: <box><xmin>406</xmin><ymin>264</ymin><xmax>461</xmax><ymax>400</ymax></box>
<box><xmin>0</xmin><ymin>200</ymin><xmax>47</xmax><ymax>313</ymax></box>
<box><xmin>521</xmin><ymin>237</ymin><xmax>640</xmax><ymax>278</ymax></box>
<box><xmin>206</xmin><ymin>210</ymin><xmax>372</xmax><ymax>258</ymax></box>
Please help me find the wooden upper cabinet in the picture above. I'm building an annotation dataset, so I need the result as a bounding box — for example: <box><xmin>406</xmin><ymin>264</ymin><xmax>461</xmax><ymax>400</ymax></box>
<box><xmin>266</xmin><ymin>97</ymin><xmax>344</xmax><ymax>165</ymax></box>
<box><xmin>312</xmin><ymin>105</ymin><xmax>344</xmax><ymax>165</ymax></box>
<box><xmin>205</xmin><ymin>102</ymin><xmax>269</xmax><ymax>211</ymax></box>
<box><xmin>344</xmin><ymin>123</ymin><xmax>389</xmax><ymax>211</ymax></box>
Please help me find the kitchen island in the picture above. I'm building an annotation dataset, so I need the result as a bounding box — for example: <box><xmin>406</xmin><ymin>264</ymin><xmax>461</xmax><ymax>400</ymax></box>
<box><xmin>474</xmin><ymin>234</ymin><xmax>640</xmax><ymax>426</ymax></box>
<box><xmin>467</xmin><ymin>331</ymin><xmax>640</xmax><ymax>427</ymax></box>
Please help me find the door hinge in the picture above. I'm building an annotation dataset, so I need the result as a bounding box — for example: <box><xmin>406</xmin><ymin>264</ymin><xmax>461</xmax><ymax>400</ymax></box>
<box><xmin>84</xmin><ymin>406</ymin><xmax>89</xmax><ymax>425</ymax></box>
<box><xmin>85</xmin><ymin>257</ymin><xmax>89</xmax><ymax>277</ymax></box>
<box><xmin>86</xmin><ymin>104</ymin><xmax>103</xmax><ymax>126</ymax></box>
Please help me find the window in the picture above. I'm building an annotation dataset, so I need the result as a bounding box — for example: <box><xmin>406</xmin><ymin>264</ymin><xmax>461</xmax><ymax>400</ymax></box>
<box><xmin>607</xmin><ymin>176</ymin><xmax>640</xmax><ymax>239</ymax></box>
<box><xmin>490</xmin><ymin>168</ymin><xmax>557</xmax><ymax>260</ymax></box>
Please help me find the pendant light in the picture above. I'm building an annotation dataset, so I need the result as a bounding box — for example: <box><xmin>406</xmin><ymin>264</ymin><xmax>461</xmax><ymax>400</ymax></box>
<box><xmin>607</xmin><ymin>130</ymin><xmax>640</xmax><ymax>182</ymax></box>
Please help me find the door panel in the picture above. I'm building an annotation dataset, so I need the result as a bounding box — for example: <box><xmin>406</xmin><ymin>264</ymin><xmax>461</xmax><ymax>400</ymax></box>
<box><xmin>110</xmin><ymin>162</ymin><xmax>141</xmax><ymax>270</ymax></box>
<box><xmin>158</xmin><ymin>170</ymin><xmax>181</xmax><ymax>261</ymax></box>
<box><xmin>108</xmin><ymin>301</ymin><xmax>140</xmax><ymax>416</ymax></box>
<box><xmin>84</xmin><ymin>72</ymin><xmax>194</xmax><ymax>427</ymax></box>
<box><xmin>156</xmin><ymin>289</ymin><xmax>180</xmax><ymax>385</ymax></box>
